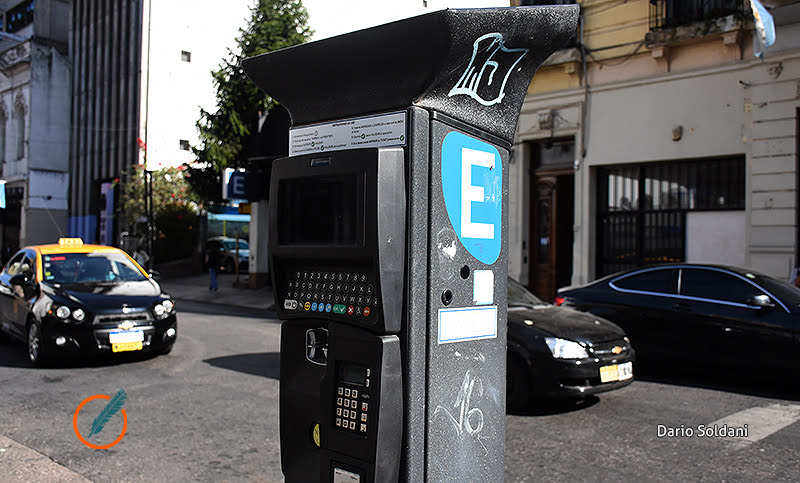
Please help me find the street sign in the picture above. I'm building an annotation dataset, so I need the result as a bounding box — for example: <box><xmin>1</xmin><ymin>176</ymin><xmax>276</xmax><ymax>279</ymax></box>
<box><xmin>223</xmin><ymin>168</ymin><xmax>248</xmax><ymax>200</ymax></box>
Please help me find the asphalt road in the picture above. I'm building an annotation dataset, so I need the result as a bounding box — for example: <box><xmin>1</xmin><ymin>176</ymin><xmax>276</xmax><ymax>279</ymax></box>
<box><xmin>1</xmin><ymin>300</ymin><xmax>800</xmax><ymax>482</ymax></box>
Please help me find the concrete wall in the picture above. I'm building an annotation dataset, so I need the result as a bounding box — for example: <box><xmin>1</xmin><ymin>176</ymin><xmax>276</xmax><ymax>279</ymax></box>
<box><xmin>29</xmin><ymin>44</ymin><xmax>70</xmax><ymax>172</ymax></box>
<box><xmin>141</xmin><ymin>0</ymin><xmax>252</xmax><ymax>170</ymax></box>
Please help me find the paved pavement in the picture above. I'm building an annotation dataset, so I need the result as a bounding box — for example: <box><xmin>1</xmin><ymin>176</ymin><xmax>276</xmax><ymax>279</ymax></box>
<box><xmin>160</xmin><ymin>271</ymin><xmax>276</xmax><ymax>312</ymax></box>
<box><xmin>0</xmin><ymin>271</ymin><xmax>276</xmax><ymax>482</ymax></box>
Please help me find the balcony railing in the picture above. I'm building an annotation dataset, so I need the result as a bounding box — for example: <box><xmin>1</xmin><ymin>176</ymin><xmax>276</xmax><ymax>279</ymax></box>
<box><xmin>649</xmin><ymin>0</ymin><xmax>746</xmax><ymax>31</ymax></box>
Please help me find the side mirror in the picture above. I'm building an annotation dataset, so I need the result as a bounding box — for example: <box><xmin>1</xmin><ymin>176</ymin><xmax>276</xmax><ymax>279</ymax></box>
<box><xmin>748</xmin><ymin>294</ymin><xmax>774</xmax><ymax>309</ymax></box>
<box><xmin>9</xmin><ymin>274</ymin><xmax>31</xmax><ymax>285</ymax></box>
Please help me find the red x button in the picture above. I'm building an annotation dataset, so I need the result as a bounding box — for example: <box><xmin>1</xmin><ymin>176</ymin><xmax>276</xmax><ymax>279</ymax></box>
<box><xmin>347</xmin><ymin>305</ymin><xmax>354</xmax><ymax>315</ymax></box>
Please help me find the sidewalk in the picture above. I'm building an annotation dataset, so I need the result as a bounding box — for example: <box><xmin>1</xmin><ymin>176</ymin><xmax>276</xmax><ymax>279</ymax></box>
<box><xmin>159</xmin><ymin>272</ymin><xmax>276</xmax><ymax>312</ymax></box>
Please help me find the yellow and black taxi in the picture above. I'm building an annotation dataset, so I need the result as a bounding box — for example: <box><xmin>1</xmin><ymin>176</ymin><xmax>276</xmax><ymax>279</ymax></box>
<box><xmin>0</xmin><ymin>238</ymin><xmax>177</xmax><ymax>366</ymax></box>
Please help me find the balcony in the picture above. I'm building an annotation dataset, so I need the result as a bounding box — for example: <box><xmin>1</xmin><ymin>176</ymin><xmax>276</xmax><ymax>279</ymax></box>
<box><xmin>646</xmin><ymin>0</ymin><xmax>746</xmax><ymax>46</ymax></box>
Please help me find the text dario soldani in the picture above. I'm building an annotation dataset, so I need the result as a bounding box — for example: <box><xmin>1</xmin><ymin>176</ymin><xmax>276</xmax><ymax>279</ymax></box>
<box><xmin>657</xmin><ymin>423</ymin><xmax>748</xmax><ymax>438</ymax></box>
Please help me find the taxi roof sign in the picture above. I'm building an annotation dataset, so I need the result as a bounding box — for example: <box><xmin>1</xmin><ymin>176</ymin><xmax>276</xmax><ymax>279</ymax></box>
<box><xmin>58</xmin><ymin>238</ymin><xmax>84</xmax><ymax>247</ymax></box>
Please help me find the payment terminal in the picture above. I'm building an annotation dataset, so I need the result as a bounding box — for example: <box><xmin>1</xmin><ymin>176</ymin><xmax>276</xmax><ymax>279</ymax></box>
<box><xmin>271</xmin><ymin>147</ymin><xmax>405</xmax><ymax>482</ymax></box>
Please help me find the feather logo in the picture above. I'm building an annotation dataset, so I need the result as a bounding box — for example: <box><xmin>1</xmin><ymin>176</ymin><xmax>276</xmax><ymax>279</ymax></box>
<box><xmin>88</xmin><ymin>389</ymin><xmax>127</xmax><ymax>438</ymax></box>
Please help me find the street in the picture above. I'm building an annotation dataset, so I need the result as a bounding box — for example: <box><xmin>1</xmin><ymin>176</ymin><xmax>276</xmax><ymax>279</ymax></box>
<box><xmin>2</xmin><ymin>299</ymin><xmax>800</xmax><ymax>482</ymax></box>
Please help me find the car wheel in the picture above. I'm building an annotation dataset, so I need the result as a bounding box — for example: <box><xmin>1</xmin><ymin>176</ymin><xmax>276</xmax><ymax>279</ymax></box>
<box><xmin>223</xmin><ymin>258</ymin><xmax>234</xmax><ymax>273</ymax></box>
<box><xmin>506</xmin><ymin>353</ymin><xmax>532</xmax><ymax>413</ymax></box>
<box><xmin>27</xmin><ymin>321</ymin><xmax>50</xmax><ymax>367</ymax></box>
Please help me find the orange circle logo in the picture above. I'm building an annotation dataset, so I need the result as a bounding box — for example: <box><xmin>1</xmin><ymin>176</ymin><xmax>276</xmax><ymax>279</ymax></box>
<box><xmin>73</xmin><ymin>394</ymin><xmax>128</xmax><ymax>449</ymax></box>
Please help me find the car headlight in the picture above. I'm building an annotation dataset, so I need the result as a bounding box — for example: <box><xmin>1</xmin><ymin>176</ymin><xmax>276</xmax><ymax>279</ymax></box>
<box><xmin>51</xmin><ymin>305</ymin><xmax>86</xmax><ymax>323</ymax></box>
<box><xmin>545</xmin><ymin>337</ymin><xmax>590</xmax><ymax>359</ymax></box>
<box><xmin>55</xmin><ymin>305</ymin><xmax>71</xmax><ymax>319</ymax></box>
<box><xmin>153</xmin><ymin>300</ymin><xmax>175</xmax><ymax>319</ymax></box>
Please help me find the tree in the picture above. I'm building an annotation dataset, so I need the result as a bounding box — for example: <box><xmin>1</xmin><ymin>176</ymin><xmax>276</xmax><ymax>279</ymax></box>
<box><xmin>188</xmin><ymin>0</ymin><xmax>312</xmax><ymax>199</ymax></box>
<box><xmin>117</xmin><ymin>165</ymin><xmax>200</xmax><ymax>262</ymax></box>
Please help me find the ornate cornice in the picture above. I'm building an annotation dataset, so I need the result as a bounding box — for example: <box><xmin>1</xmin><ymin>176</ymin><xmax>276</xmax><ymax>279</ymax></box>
<box><xmin>0</xmin><ymin>40</ymin><xmax>31</xmax><ymax>72</ymax></box>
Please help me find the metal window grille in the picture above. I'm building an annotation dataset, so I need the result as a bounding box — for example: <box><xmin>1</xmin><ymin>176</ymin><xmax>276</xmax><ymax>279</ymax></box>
<box><xmin>649</xmin><ymin>0</ymin><xmax>746</xmax><ymax>31</ymax></box>
<box><xmin>596</xmin><ymin>157</ymin><xmax>745</xmax><ymax>277</ymax></box>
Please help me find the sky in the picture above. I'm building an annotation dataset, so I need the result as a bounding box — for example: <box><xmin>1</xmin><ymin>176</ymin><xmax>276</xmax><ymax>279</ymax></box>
<box><xmin>302</xmin><ymin>0</ymin><xmax>511</xmax><ymax>40</ymax></box>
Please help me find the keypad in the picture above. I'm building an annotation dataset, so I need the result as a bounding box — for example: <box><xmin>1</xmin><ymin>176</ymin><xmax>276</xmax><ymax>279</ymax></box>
<box><xmin>283</xmin><ymin>269</ymin><xmax>379</xmax><ymax>318</ymax></box>
<box><xmin>335</xmin><ymin>385</ymin><xmax>369</xmax><ymax>434</ymax></box>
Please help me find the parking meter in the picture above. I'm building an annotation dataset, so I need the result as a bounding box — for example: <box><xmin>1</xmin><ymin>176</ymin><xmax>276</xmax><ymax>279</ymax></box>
<box><xmin>243</xmin><ymin>6</ymin><xmax>578</xmax><ymax>482</ymax></box>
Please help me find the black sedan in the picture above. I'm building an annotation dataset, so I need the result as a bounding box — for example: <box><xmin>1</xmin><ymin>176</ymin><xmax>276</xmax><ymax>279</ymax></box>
<box><xmin>556</xmin><ymin>263</ymin><xmax>800</xmax><ymax>371</ymax></box>
<box><xmin>507</xmin><ymin>277</ymin><xmax>634</xmax><ymax>411</ymax></box>
<box><xmin>0</xmin><ymin>238</ymin><xmax>177</xmax><ymax>366</ymax></box>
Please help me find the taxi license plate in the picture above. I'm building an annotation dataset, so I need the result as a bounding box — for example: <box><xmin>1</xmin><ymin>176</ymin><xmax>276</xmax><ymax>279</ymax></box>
<box><xmin>600</xmin><ymin>361</ymin><xmax>633</xmax><ymax>383</ymax></box>
<box><xmin>109</xmin><ymin>330</ymin><xmax>143</xmax><ymax>352</ymax></box>
<box><xmin>112</xmin><ymin>341</ymin><xmax>143</xmax><ymax>352</ymax></box>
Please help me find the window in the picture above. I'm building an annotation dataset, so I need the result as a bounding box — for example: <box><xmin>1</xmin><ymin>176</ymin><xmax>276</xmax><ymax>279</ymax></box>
<box><xmin>6</xmin><ymin>0</ymin><xmax>34</xmax><ymax>33</ymax></box>
<box><xmin>179</xmin><ymin>139</ymin><xmax>190</xmax><ymax>151</ymax></box>
<box><xmin>181</xmin><ymin>51</ymin><xmax>191</xmax><ymax>63</ymax></box>
<box><xmin>613</xmin><ymin>268</ymin><xmax>677</xmax><ymax>295</ymax></box>
<box><xmin>679</xmin><ymin>268</ymin><xmax>761</xmax><ymax>305</ymax></box>
<box><xmin>0</xmin><ymin>110</ymin><xmax>6</xmax><ymax>165</ymax></box>
<box><xmin>596</xmin><ymin>157</ymin><xmax>745</xmax><ymax>277</ymax></box>
<box><xmin>14</xmin><ymin>101</ymin><xmax>24</xmax><ymax>160</ymax></box>
<box><xmin>4</xmin><ymin>252</ymin><xmax>25</xmax><ymax>276</ymax></box>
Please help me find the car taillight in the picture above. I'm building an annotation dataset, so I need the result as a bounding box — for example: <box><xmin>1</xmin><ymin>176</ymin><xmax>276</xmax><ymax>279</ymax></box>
<box><xmin>554</xmin><ymin>296</ymin><xmax>565</xmax><ymax>306</ymax></box>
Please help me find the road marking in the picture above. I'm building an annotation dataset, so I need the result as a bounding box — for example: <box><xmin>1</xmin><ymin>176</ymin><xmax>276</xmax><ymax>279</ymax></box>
<box><xmin>709</xmin><ymin>403</ymin><xmax>800</xmax><ymax>448</ymax></box>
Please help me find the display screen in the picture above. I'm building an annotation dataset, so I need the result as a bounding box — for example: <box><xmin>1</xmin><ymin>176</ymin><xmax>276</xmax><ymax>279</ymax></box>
<box><xmin>339</xmin><ymin>363</ymin><xmax>367</xmax><ymax>386</ymax></box>
<box><xmin>278</xmin><ymin>175</ymin><xmax>361</xmax><ymax>245</ymax></box>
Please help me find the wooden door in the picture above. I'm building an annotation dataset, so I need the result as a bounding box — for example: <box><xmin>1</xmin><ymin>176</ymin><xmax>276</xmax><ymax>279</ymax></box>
<box><xmin>531</xmin><ymin>178</ymin><xmax>557</xmax><ymax>302</ymax></box>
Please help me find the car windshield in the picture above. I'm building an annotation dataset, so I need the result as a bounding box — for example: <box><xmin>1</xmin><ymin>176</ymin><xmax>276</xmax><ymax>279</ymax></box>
<box><xmin>42</xmin><ymin>252</ymin><xmax>148</xmax><ymax>284</ymax></box>
<box><xmin>508</xmin><ymin>277</ymin><xmax>547</xmax><ymax>308</ymax></box>
<box><xmin>222</xmin><ymin>240</ymin><xmax>249</xmax><ymax>250</ymax></box>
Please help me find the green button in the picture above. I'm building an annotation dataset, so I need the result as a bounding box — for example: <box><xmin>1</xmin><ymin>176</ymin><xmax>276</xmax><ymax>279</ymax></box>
<box><xmin>333</xmin><ymin>304</ymin><xmax>346</xmax><ymax>314</ymax></box>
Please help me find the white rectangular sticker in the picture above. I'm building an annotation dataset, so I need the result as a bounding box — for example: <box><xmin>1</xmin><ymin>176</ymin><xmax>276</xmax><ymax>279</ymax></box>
<box><xmin>473</xmin><ymin>270</ymin><xmax>494</xmax><ymax>305</ymax></box>
<box><xmin>438</xmin><ymin>306</ymin><xmax>498</xmax><ymax>345</ymax></box>
<box><xmin>333</xmin><ymin>467</ymin><xmax>361</xmax><ymax>483</ymax></box>
<box><xmin>289</xmin><ymin>111</ymin><xmax>407</xmax><ymax>156</ymax></box>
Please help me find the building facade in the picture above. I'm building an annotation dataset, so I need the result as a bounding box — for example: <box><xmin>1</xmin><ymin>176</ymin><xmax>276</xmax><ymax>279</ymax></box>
<box><xmin>510</xmin><ymin>0</ymin><xmax>800</xmax><ymax>301</ymax></box>
<box><xmin>69</xmin><ymin>0</ymin><xmax>250</xmax><ymax>245</ymax></box>
<box><xmin>0</xmin><ymin>0</ymin><xmax>70</xmax><ymax>253</ymax></box>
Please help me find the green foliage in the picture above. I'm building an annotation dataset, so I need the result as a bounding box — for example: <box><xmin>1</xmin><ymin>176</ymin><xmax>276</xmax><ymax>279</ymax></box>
<box><xmin>118</xmin><ymin>166</ymin><xmax>200</xmax><ymax>262</ymax></box>
<box><xmin>191</xmin><ymin>0</ymin><xmax>312</xmax><ymax>192</ymax></box>
<box><xmin>118</xmin><ymin>165</ymin><xmax>198</xmax><ymax>229</ymax></box>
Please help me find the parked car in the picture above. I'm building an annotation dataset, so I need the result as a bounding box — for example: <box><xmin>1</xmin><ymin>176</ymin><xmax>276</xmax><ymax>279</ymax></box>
<box><xmin>206</xmin><ymin>236</ymin><xmax>249</xmax><ymax>273</ymax></box>
<box><xmin>0</xmin><ymin>238</ymin><xmax>177</xmax><ymax>366</ymax></box>
<box><xmin>506</xmin><ymin>277</ymin><xmax>634</xmax><ymax>411</ymax></box>
<box><xmin>556</xmin><ymin>263</ymin><xmax>800</xmax><ymax>371</ymax></box>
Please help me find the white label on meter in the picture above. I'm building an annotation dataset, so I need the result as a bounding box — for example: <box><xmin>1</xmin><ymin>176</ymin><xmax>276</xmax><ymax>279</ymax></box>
<box><xmin>438</xmin><ymin>306</ymin><xmax>498</xmax><ymax>344</ymax></box>
<box><xmin>333</xmin><ymin>467</ymin><xmax>361</xmax><ymax>483</ymax></box>
<box><xmin>289</xmin><ymin>111</ymin><xmax>407</xmax><ymax>156</ymax></box>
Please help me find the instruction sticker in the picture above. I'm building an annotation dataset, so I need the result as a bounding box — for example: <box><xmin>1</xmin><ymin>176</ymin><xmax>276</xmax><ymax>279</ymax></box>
<box><xmin>438</xmin><ymin>306</ymin><xmax>498</xmax><ymax>344</ymax></box>
<box><xmin>289</xmin><ymin>111</ymin><xmax>407</xmax><ymax>156</ymax></box>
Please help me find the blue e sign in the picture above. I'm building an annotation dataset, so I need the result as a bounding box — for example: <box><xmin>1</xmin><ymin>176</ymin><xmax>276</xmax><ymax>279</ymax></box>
<box><xmin>441</xmin><ymin>131</ymin><xmax>502</xmax><ymax>265</ymax></box>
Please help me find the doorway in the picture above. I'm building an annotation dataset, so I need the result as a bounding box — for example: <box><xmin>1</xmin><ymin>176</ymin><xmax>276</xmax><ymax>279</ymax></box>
<box><xmin>527</xmin><ymin>139</ymin><xmax>574</xmax><ymax>302</ymax></box>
